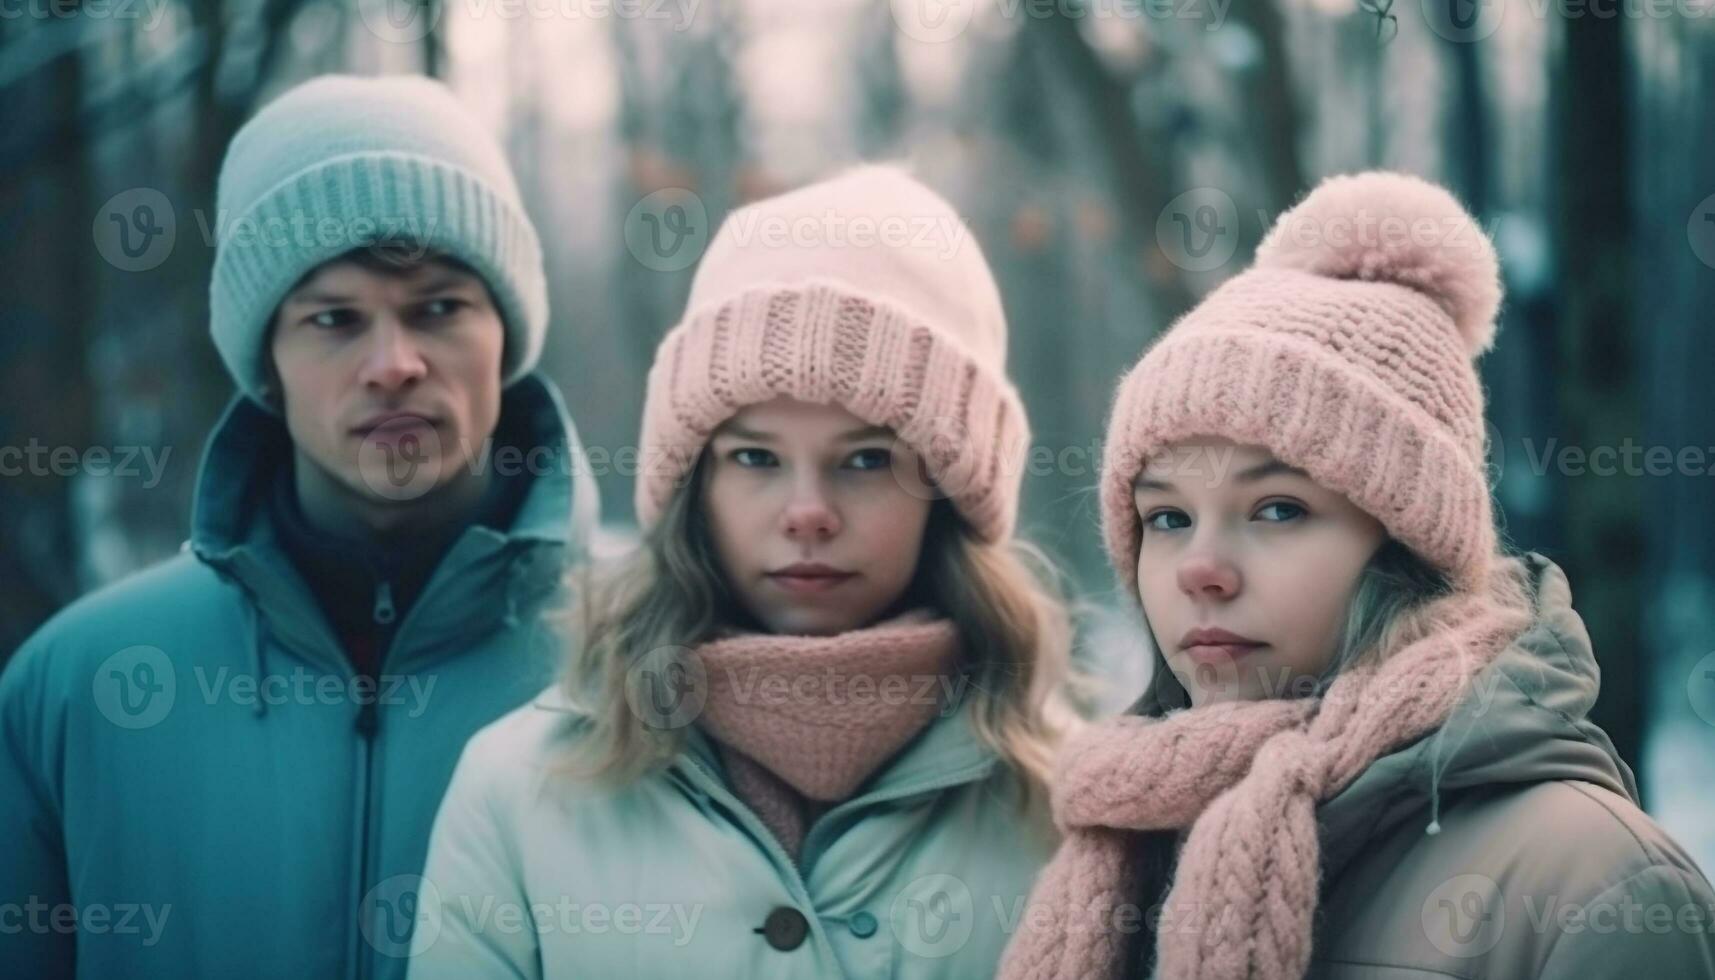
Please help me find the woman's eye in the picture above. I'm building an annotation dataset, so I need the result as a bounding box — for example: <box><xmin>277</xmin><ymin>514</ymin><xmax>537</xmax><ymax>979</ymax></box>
<box><xmin>847</xmin><ymin>448</ymin><xmax>892</xmax><ymax>471</ymax></box>
<box><xmin>1143</xmin><ymin>509</ymin><xmax>1190</xmax><ymax>532</ymax></box>
<box><xmin>1256</xmin><ymin>501</ymin><xmax>1305</xmax><ymax>522</ymax></box>
<box><xmin>730</xmin><ymin>448</ymin><xmax>777</xmax><ymax>468</ymax></box>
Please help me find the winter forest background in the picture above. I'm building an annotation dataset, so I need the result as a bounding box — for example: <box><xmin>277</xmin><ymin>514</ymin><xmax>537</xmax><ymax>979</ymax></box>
<box><xmin>2</xmin><ymin>0</ymin><xmax>1713</xmax><ymax>871</ymax></box>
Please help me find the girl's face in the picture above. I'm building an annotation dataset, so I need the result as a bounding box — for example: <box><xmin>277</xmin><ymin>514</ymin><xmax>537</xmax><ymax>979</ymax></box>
<box><xmin>702</xmin><ymin>396</ymin><xmax>933</xmax><ymax>637</ymax></box>
<box><xmin>1131</xmin><ymin>438</ymin><xmax>1387</xmax><ymax>705</ymax></box>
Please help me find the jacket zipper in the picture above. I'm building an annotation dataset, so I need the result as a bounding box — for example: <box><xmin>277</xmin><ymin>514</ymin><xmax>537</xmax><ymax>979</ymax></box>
<box><xmin>352</xmin><ymin>578</ymin><xmax>395</xmax><ymax>980</ymax></box>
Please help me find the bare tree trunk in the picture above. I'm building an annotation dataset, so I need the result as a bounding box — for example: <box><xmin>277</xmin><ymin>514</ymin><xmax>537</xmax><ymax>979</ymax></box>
<box><xmin>1549</xmin><ymin>13</ymin><xmax>1643</xmax><ymax>788</ymax></box>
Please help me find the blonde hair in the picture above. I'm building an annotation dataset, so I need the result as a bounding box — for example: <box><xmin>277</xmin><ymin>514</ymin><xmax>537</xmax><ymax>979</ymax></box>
<box><xmin>551</xmin><ymin>449</ymin><xmax>1082</xmax><ymax>812</ymax></box>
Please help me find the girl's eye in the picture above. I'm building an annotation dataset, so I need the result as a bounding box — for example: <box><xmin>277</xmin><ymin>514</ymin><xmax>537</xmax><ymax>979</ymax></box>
<box><xmin>730</xmin><ymin>448</ymin><xmax>777</xmax><ymax>468</ymax></box>
<box><xmin>307</xmin><ymin>309</ymin><xmax>360</xmax><ymax>329</ymax></box>
<box><xmin>847</xmin><ymin>448</ymin><xmax>891</xmax><ymax>471</ymax></box>
<box><xmin>1143</xmin><ymin>509</ymin><xmax>1190</xmax><ymax>532</ymax></box>
<box><xmin>1256</xmin><ymin>501</ymin><xmax>1305</xmax><ymax>522</ymax></box>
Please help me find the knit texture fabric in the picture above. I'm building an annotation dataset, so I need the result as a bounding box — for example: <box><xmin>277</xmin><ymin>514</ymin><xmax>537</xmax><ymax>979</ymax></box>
<box><xmin>635</xmin><ymin>165</ymin><xmax>1029</xmax><ymax>542</ymax></box>
<box><xmin>210</xmin><ymin>74</ymin><xmax>548</xmax><ymax>410</ymax></box>
<box><xmin>1100</xmin><ymin>171</ymin><xmax>1504</xmax><ymax>593</ymax></box>
<box><xmin>996</xmin><ymin>556</ymin><xmax>1536</xmax><ymax>980</ymax></box>
<box><xmin>693</xmin><ymin>608</ymin><xmax>962</xmax><ymax>857</ymax></box>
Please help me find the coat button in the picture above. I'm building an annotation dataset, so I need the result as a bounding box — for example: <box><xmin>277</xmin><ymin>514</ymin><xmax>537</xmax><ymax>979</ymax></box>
<box><xmin>757</xmin><ymin>906</ymin><xmax>809</xmax><ymax>951</ymax></box>
<box><xmin>849</xmin><ymin>910</ymin><xmax>878</xmax><ymax>938</ymax></box>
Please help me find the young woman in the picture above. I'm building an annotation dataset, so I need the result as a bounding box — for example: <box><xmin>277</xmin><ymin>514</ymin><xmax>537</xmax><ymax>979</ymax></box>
<box><xmin>1001</xmin><ymin>171</ymin><xmax>1715</xmax><ymax>979</ymax></box>
<box><xmin>408</xmin><ymin>165</ymin><xmax>1078</xmax><ymax>978</ymax></box>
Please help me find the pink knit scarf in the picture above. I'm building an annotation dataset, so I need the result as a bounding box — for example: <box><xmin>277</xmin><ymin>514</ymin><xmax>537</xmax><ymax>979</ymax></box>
<box><xmin>998</xmin><ymin>557</ymin><xmax>1536</xmax><ymax>980</ymax></box>
<box><xmin>693</xmin><ymin>608</ymin><xmax>963</xmax><ymax>857</ymax></box>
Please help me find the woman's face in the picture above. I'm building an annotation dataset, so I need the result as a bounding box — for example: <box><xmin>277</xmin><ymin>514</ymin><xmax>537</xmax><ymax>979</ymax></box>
<box><xmin>701</xmin><ymin>396</ymin><xmax>933</xmax><ymax>637</ymax></box>
<box><xmin>1131</xmin><ymin>438</ymin><xmax>1387</xmax><ymax>705</ymax></box>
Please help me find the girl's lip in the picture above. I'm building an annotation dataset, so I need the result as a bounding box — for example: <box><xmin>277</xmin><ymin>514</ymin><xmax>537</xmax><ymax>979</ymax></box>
<box><xmin>1182</xmin><ymin>642</ymin><xmax>1268</xmax><ymax>664</ymax></box>
<box><xmin>766</xmin><ymin>572</ymin><xmax>854</xmax><ymax>595</ymax></box>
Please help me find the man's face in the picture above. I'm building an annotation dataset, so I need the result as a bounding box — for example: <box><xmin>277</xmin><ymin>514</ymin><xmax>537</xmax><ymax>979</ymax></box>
<box><xmin>268</xmin><ymin>256</ymin><xmax>505</xmax><ymax>516</ymax></box>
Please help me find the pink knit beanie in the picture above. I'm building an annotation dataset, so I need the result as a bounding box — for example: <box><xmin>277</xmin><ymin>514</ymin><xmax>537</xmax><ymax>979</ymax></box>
<box><xmin>636</xmin><ymin>165</ymin><xmax>1029</xmax><ymax>542</ymax></box>
<box><xmin>1101</xmin><ymin>171</ymin><xmax>1503</xmax><ymax>594</ymax></box>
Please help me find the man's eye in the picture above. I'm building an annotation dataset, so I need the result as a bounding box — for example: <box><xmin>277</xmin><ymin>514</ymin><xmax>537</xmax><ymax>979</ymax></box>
<box><xmin>420</xmin><ymin>298</ymin><xmax>468</xmax><ymax>318</ymax></box>
<box><xmin>307</xmin><ymin>309</ymin><xmax>359</xmax><ymax>329</ymax></box>
<box><xmin>1143</xmin><ymin>510</ymin><xmax>1189</xmax><ymax>532</ymax></box>
<box><xmin>847</xmin><ymin>448</ymin><xmax>892</xmax><ymax>470</ymax></box>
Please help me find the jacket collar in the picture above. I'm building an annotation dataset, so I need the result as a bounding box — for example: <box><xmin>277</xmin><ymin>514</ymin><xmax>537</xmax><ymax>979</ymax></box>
<box><xmin>1317</xmin><ymin>551</ymin><xmax>1638</xmax><ymax>881</ymax></box>
<box><xmin>188</xmin><ymin>373</ymin><xmax>599</xmax><ymax>679</ymax></box>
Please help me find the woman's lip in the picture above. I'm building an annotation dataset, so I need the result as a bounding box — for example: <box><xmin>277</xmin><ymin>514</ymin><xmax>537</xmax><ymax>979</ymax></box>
<box><xmin>1182</xmin><ymin>642</ymin><xmax>1268</xmax><ymax>664</ymax></box>
<box><xmin>766</xmin><ymin>572</ymin><xmax>855</xmax><ymax>595</ymax></box>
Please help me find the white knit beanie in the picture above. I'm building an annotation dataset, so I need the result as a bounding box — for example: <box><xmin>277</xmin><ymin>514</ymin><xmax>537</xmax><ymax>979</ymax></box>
<box><xmin>209</xmin><ymin>74</ymin><xmax>548</xmax><ymax>410</ymax></box>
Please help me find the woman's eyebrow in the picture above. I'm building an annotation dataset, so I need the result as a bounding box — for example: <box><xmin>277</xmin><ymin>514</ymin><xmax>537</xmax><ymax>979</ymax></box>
<box><xmin>1134</xmin><ymin>458</ymin><xmax>1308</xmax><ymax>492</ymax></box>
<box><xmin>838</xmin><ymin>425</ymin><xmax>894</xmax><ymax>442</ymax></box>
<box><xmin>713</xmin><ymin>422</ymin><xmax>773</xmax><ymax>441</ymax></box>
<box><xmin>1234</xmin><ymin>459</ymin><xmax>1310</xmax><ymax>483</ymax></box>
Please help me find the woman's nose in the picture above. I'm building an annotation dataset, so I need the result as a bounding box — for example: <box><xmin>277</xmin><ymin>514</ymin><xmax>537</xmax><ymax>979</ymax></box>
<box><xmin>1176</xmin><ymin>549</ymin><xmax>1240</xmax><ymax>599</ymax></box>
<box><xmin>780</xmin><ymin>485</ymin><xmax>841</xmax><ymax>540</ymax></box>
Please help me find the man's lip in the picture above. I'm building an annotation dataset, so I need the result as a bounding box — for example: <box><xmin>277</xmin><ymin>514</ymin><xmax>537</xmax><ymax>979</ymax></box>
<box><xmin>353</xmin><ymin>414</ymin><xmax>436</xmax><ymax>435</ymax></box>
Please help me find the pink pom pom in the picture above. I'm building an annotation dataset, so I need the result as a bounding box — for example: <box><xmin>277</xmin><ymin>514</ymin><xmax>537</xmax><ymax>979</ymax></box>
<box><xmin>1255</xmin><ymin>171</ymin><xmax>1502</xmax><ymax>356</ymax></box>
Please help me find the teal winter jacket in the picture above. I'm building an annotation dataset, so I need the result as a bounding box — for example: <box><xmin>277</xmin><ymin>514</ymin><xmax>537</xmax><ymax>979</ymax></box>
<box><xmin>0</xmin><ymin>373</ymin><xmax>599</xmax><ymax>980</ymax></box>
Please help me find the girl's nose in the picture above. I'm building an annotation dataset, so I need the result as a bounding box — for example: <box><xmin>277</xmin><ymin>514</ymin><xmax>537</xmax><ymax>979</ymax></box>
<box><xmin>1176</xmin><ymin>550</ymin><xmax>1240</xmax><ymax>599</ymax></box>
<box><xmin>781</xmin><ymin>485</ymin><xmax>841</xmax><ymax>541</ymax></box>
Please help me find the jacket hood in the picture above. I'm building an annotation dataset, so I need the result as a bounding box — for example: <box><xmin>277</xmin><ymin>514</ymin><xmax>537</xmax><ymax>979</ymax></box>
<box><xmin>1317</xmin><ymin>551</ymin><xmax>1637</xmax><ymax>880</ymax></box>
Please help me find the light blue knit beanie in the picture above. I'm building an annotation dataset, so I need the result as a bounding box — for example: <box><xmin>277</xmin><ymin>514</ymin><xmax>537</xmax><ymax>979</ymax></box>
<box><xmin>209</xmin><ymin>73</ymin><xmax>548</xmax><ymax>411</ymax></box>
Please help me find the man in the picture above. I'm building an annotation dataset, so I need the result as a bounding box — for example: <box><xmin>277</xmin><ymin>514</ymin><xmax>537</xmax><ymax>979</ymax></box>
<box><xmin>0</xmin><ymin>75</ymin><xmax>599</xmax><ymax>980</ymax></box>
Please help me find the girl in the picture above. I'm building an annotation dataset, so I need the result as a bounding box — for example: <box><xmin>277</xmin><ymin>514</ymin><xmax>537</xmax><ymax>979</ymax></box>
<box><xmin>1000</xmin><ymin>171</ymin><xmax>1715</xmax><ymax>979</ymax></box>
<box><xmin>409</xmin><ymin>165</ymin><xmax>1078</xmax><ymax>978</ymax></box>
